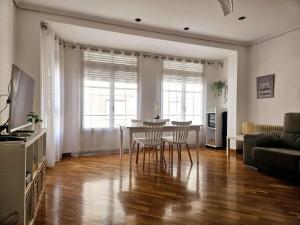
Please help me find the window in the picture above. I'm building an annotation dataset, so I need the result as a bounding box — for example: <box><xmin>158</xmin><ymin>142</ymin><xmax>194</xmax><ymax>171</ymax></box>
<box><xmin>82</xmin><ymin>51</ymin><xmax>138</xmax><ymax>129</ymax></box>
<box><xmin>162</xmin><ymin>60</ymin><xmax>204</xmax><ymax>124</ymax></box>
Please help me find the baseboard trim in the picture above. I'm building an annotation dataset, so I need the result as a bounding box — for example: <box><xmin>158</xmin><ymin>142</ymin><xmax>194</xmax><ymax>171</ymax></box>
<box><xmin>62</xmin><ymin>145</ymin><xmax>204</xmax><ymax>158</ymax></box>
<box><xmin>79</xmin><ymin>149</ymin><xmax>129</xmax><ymax>156</ymax></box>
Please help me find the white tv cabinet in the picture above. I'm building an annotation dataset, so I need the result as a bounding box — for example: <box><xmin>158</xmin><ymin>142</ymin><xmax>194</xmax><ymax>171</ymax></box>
<box><xmin>0</xmin><ymin>129</ymin><xmax>46</xmax><ymax>225</ymax></box>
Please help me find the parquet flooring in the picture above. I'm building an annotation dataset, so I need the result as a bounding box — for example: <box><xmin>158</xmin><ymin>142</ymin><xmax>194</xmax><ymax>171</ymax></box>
<box><xmin>35</xmin><ymin>148</ymin><xmax>300</xmax><ymax>225</ymax></box>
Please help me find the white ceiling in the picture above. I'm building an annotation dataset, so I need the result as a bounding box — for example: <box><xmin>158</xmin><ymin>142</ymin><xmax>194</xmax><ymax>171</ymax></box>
<box><xmin>16</xmin><ymin>0</ymin><xmax>300</xmax><ymax>45</ymax></box>
<box><xmin>48</xmin><ymin>21</ymin><xmax>234</xmax><ymax>60</ymax></box>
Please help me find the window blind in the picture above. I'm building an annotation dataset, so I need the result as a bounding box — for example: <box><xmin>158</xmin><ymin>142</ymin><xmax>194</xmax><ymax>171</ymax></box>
<box><xmin>163</xmin><ymin>60</ymin><xmax>203</xmax><ymax>78</ymax></box>
<box><xmin>83</xmin><ymin>51</ymin><xmax>138</xmax><ymax>83</ymax></box>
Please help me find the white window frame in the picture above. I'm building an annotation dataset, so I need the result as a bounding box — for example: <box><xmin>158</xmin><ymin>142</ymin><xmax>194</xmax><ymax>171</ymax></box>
<box><xmin>162</xmin><ymin>60</ymin><xmax>204</xmax><ymax>124</ymax></box>
<box><xmin>82</xmin><ymin>51</ymin><xmax>138</xmax><ymax>131</ymax></box>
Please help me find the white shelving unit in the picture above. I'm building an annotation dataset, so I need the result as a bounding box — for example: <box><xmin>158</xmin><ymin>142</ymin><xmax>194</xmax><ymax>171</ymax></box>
<box><xmin>0</xmin><ymin>129</ymin><xmax>46</xmax><ymax>225</ymax></box>
<box><xmin>205</xmin><ymin>108</ymin><xmax>225</xmax><ymax>148</ymax></box>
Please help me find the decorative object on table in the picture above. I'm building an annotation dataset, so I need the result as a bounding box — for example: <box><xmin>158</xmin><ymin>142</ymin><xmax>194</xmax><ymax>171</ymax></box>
<box><xmin>154</xmin><ymin>102</ymin><xmax>160</xmax><ymax>119</ymax></box>
<box><xmin>212</xmin><ymin>81</ymin><xmax>228</xmax><ymax>103</ymax></box>
<box><xmin>27</xmin><ymin>112</ymin><xmax>43</xmax><ymax>131</ymax></box>
<box><xmin>257</xmin><ymin>74</ymin><xmax>275</xmax><ymax>99</ymax></box>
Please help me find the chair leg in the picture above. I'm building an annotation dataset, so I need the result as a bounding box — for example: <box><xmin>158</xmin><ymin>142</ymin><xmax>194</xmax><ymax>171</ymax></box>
<box><xmin>132</xmin><ymin>141</ymin><xmax>136</xmax><ymax>154</ymax></box>
<box><xmin>162</xmin><ymin>150</ymin><xmax>167</xmax><ymax>168</ymax></box>
<box><xmin>186</xmin><ymin>143</ymin><xmax>193</xmax><ymax>165</ymax></box>
<box><xmin>168</xmin><ymin>142</ymin><xmax>171</xmax><ymax>159</ymax></box>
<box><xmin>179</xmin><ymin>144</ymin><xmax>182</xmax><ymax>161</ymax></box>
<box><xmin>177</xmin><ymin>144</ymin><xmax>180</xmax><ymax>160</ymax></box>
<box><xmin>162</xmin><ymin>141</ymin><xmax>165</xmax><ymax>164</ymax></box>
<box><xmin>155</xmin><ymin>146</ymin><xmax>158</xmax><ymax>162</ymax></box>
<box><xmin>143</xmin><ymin>147</ymin><xmax>146</xmax><ymax>168</ymax></box>
<box><xmin>136</xmin><ymin>143</ymin><xmax>140</xmax><ymax>164</ymax></box>
<box><xmin>171</xmin><ymin>144</ymin><xmax>173</xmax><ymax>166</ymax></box>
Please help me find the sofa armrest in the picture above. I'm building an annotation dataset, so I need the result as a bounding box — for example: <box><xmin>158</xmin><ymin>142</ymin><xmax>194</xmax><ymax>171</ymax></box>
<box><xmin>243</xmin><ymin>133</ymin><xmax>280</xmax><ymax>167</ymax></box>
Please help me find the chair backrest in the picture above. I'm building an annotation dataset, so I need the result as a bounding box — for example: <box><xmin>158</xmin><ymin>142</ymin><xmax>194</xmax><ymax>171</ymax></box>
<box><xmin>143</xmin><ymin>121</ymin><xmax>166</xmax><ymax>146</ymax></box>
<box><xmin>171</xmin><ymin>121</ymin><xmax>192</xmax><ymax>143</ymax></box>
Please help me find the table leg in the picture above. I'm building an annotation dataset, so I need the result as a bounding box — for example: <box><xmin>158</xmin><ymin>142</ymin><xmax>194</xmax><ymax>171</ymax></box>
<box><xmin>227</xmin><ymin>137</ymin><xmax>230</xmax><ymax>157</ymax></box>
<box><xmin>196</xmin><ymin>128</ymin><xmax>200</xmax><ymax>165</ymax></box>
<box><xmin>129</xmin><ymin>131</ymin><xmax>133</xmax><ymax>168</ymax></box>
<box><xmin>119</xmin><ymin>127</ymin><xmax>123</xmax><ymax>160</ymax></box>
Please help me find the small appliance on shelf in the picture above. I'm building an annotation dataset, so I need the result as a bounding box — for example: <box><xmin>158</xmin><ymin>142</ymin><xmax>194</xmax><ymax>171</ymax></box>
<box><xmin>205</xmin><ymin>107</ymin><xmax>227</xmax><ymax>148</ymax></box>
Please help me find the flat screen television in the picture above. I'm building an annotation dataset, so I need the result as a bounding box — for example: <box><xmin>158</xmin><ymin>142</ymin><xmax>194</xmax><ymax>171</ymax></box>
<box><xmin>8</xmin><ymin>64</ymin><xmax>35</xmax><ymax>133</ymax></box>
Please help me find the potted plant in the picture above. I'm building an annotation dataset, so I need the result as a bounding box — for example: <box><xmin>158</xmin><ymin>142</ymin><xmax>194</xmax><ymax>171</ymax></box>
<box><xmin>27</xmin><ymin>112</ymin><xmax>43</xmax><ymax>131</ymax></box>
<box><xmin>212</xmin><ymin>81</ymin><xmax>228</xmax><ymax>103</ymax></box>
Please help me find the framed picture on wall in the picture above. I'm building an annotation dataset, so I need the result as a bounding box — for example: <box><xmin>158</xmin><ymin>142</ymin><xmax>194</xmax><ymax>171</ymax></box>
<box><xmin>257</xmin><ymin>74</ymin><xmax>275</xmax><ymax>99</ymax></box>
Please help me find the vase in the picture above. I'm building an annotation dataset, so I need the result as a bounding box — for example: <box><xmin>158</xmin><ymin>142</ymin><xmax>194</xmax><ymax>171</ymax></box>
<box><xmin>31</xmin><ymin>119</ymin><xmax>35</xmax><ymax>131</ymax></box>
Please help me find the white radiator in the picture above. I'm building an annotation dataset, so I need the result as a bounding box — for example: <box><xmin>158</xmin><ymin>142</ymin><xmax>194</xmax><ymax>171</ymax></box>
<box><xmin>254</xmin><ymin>124</ymin><xmax>283</xmax><ymax>134</ymax></box>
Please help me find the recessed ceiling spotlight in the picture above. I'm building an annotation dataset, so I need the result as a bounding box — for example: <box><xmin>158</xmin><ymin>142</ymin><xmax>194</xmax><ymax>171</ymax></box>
<box><xmin>238</xmin><ymin>16</ymin><xmax>246</xmax><ymax>21</ymax></box>
<box><xmin>135</xmin><ymin>18</ymin><xmax>142</xmax><ymax>22</ymax></box>
<box><xmin>184</xmin><ymin>27</ymin><xmax>190</xmax><ymax>31</ymax></box>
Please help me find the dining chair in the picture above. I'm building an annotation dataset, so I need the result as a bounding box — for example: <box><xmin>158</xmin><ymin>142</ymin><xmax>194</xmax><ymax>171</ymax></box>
<box><xmin>135</xmin><ymin>121</ymin><xmax>166</xmax><ymax>167</ymax></box>
<box><xmin>162</xmin><ymin>121</ymin><xmax>193</xmax><ymax>165</ymax></box>
<box><xmin>131</xmin><ymin>119</ymin><xmax>144</xmax><ymax>154</ymax></box>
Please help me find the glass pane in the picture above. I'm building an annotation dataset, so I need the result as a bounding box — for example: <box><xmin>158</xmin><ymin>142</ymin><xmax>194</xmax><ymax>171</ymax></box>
<box><xmin>115</xmin><ymin>82</ymin><xmax>137</xmax><ymax>89</ymax></box>
<box><xmin>83</xmin><ymin>115</ymin><xmax>110</xmax><ymax>128</ymax></box>
<box><xmin>115</xmin><ymin>101</ymin><xmax>125</xmax><ymax>115</ymax></box>
<box><xmin>163</xmin><ymin>81</ymin><xmax>182</xmax><ymax>91</ymax></box>
<box><xmin>83</xmin><ymin>87</ymin><xmax>110</xmax><ymax>116</ymax></box>
<box><xmin>114</xmin><ymin>86</ymin><xmax>137</xmax><ymax>127</ymax></box>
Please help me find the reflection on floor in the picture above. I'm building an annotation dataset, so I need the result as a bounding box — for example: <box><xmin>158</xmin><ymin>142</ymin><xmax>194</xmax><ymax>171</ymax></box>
<box><xmin>35</xmin><ymin>148</ymin><xmax>300</xmax><ymax>225</ymax></box>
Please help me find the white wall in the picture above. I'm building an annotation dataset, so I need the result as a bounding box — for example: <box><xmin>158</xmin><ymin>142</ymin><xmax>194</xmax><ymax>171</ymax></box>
<box><xmin>248</xmin><ymin>28</ymin><xmax>300</xmax><ymax>125</ymax></box>
<box><xmin>0</xmin><ymin>0</ymin><xmax>16</xmax><ymax>124</ymax></box>
<box><xmin>14</xmin><ymin>7</ymin><xmax>248</xmax><ymax>152</ymax></box>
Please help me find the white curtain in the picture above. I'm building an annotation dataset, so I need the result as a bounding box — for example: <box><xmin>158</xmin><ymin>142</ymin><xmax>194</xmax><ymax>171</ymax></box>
<box><xmin>40</xmin><ymin>29</ymin><xmax>64</xmax><ymax>167</ymax></box>
<box><xmin>138</xmin><ymin>56</ymin><xmax>163</xmax><ymax>120</ymax></box>
<box><xmin>62</xmin><ymin>47</ymin><xmax>82</xmax><ymax>155</ymax></box>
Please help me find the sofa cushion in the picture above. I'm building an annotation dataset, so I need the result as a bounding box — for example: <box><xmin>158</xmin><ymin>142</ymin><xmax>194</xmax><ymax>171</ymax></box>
<box><xmin>253</xmin><ymin>147</ymin><xmax>300</xmax><ymax>173</ymax></box>
<box><xmin>284</xmin><ymin>113</ymin><xmax>300</xmax><ymax>133</ymax></box>
<box><xmin>279</xmin><ymin>132</ymin><xmax>300</xmax><ymax>150</ymax></box>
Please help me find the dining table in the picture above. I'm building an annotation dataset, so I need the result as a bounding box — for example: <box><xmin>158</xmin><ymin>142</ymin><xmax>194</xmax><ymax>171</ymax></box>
<box><xmin>119</xmin><ymin>122</ymin><xmax>203</xmax><ymax>167</ymax></box>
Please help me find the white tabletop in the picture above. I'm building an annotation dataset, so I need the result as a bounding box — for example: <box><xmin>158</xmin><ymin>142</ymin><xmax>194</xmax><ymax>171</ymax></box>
<box><xmin>121</xmin><ymin>122</ymin><xmax>203</xmax><ymax>129</ymax></box>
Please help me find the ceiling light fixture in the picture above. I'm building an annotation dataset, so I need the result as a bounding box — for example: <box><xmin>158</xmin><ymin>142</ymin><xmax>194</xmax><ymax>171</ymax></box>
<box><xmin>238</xmin><ymin>16</ymin><xmax>246</xmax><ymax>21</ymax></box>
<box><xmin>184</xmin><ymin>27</ymin><xmax>190</xmax><ymax>31</ymax></box>
<box><xmin>135</xmin><ymin>18</ymin><xmax>142</xmax><ymax>22</ymax></box>
<box><xmin>217</xmin><ymin>0</ymin><xmax>233</xmax><ymax>16</ymax></box>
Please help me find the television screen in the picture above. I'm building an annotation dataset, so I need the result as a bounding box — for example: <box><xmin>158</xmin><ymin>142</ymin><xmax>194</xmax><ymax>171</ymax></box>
<box><xmin>8</xmin><ymin>65</ymin><xmax>35</xmax><ymax>132</ymax></box>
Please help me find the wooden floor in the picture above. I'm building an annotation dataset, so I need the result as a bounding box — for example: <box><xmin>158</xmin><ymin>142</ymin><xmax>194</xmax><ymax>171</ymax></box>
<box><xmin>35</xmin><ymin>148</ymin><xmax>300</xmax><ymax>225</ymax></box>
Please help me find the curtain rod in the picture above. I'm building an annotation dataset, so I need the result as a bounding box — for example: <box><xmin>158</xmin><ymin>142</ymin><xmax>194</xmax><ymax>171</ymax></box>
<box><xmin>63</xmin><ymin>41</ymin><xmax>223</xmax><ymax>65</ymax></box>
<box><xmin>41</xmin><ymin>22</ymin><xmax>223</xmax><ymax>65</ymax></box>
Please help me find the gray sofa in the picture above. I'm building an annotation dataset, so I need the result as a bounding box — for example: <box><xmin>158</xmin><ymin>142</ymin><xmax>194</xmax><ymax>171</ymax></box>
<box><xmin>243</xmin><ymin>113</ymin><xmax>300</xmax><ymax>179</ymax></box>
